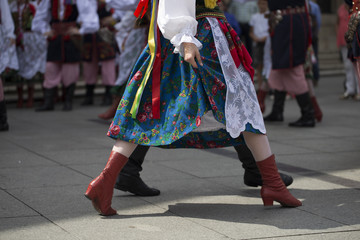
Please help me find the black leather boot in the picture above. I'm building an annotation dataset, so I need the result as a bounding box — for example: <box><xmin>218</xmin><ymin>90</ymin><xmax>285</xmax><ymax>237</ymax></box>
<box><xmin>289</xmin><ymin>92</ymin><xmax>315</xmax><ymax>127</ymax></box>
<box><xmin>81</xmin><ymin>84</ymin><xmax>95</xmax><ymax>106</ymax></box>
<box><xmin>101</xmin><ymin>86</ymin><xmax>113</xmax><ymax>106</ymax></box>
<box><xmin>264</xmin><ymin>90</ymin><xmax>286</xmax><ymax>122</ymax></box>
<box><xmin>63</xmin><ymin>84</ymin><xmax>76</xmax><ymax>111</ymax></box>
<box><xmin>0</xmin><ymin>101</ymin><xmax>9</xmax><ymax>131</ymax></box>
<box><xmin>35</xmin><ymin>87</ymin><xmax>56</xmax><ymax>111</ymax></box>
<box><xmin>115</xmin><ymin>145</ymin><xmax>160</xmax><ymax>196</ymax></box>
<box><xmin>234</xmin><ymin>144</ymin><xmax>293</xmax><ymax>187</ymax></box>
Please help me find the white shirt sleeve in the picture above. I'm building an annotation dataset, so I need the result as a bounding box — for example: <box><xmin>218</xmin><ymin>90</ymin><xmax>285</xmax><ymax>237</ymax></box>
<box><xmin>1</xmin><ymin>0</ymin><xmax>16</xmax><ymax>39</ymax></box>
<box><xmin>106</xmin><ymin>0</ymin><xmax>139</xmax><ymax>12</ymax></box>
<box><xmin>157</xmin><ymin>0</ymin><xmax>202</xmax><ymax>56</ymax></box>
<box><xmin>77</xmin><ymin>0</ymin><xmax>100</xmax><ymax>34</ymax></box>
<box><xmin>31</xmin><ymin>0</ymin><xmax>51</xmax><ymax>34</ymax></box>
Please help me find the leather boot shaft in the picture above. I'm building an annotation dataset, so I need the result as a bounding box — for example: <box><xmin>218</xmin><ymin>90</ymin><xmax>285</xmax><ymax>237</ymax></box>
<box><xmin>35</xmin><ymin>87</ymin><xmax>56</xmax><ymax>111</ymax></box>
<box><xmin>63</xmin><ymin>84</ymin><xmax>76</xmax><ymax>111</ymax></box>
<box><xmin>289</xmin><ymin>92</ymin><xmax>315</xmax><ymax>127</ymax></box>
<box><xmin>264</xmin><ymin>90</ymin><xmax>286</xmax><ymax>122</ymax></box>
<box><xmin>0</xmin><ymin>101</ymin><xmax>9</xmax><ymax>131</ymax></box>
<box><xmin>81</xmin><ymin>84</ymin><xmax>95</xmax><ymax>106</ymax></box>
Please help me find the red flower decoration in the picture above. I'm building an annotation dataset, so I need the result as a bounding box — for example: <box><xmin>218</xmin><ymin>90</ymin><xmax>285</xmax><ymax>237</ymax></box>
<box><xmin>196</xmin><ymin>116</ymin><xmax>201</xmax><ymax>127</ymax></box>
<box><xmin>211</xmin><ymin>50</ymin><xmax>218</xmax><ymax>59</ymax></box>
<box><xmin>203</xmin><ymin>22</ymin><xmax>211</xmax><ymax>30</ymax></box>
<box><xmin>110</xmin><ymin>125</ymin><xmax>120</xmax><ymax>135</ymax></box>
<box><xmin>212</xmin><ymin>85</ymin><xmax>218</xmax><ymax>95</ymax></box>
<box><xmin>208</xmin><ymin>96</ymin><xmax>215</xmax><ymax>105</ymax></box>
<box><xmin>207</xmin><ymin>141</ymin><xmax>217</xmax><ymax>148</ymax></box>
<box><xmin>134</xmin><ymin>71</ymin><xmax>143</xmax><ymax>81</ymax></box>
<box><xmin>143</xmin><ymin>102</ymin><xmax>152</xmax><ymax>112</ymax></box>
<box><xmin>137</xmin><ymin>112</ymin><xmax>147</xmax><ymax>122</ymax></box>
<box><xmin>218</xmin><ymin>82</ymin><xmax>226</xmax><ymax>90</ymax></box>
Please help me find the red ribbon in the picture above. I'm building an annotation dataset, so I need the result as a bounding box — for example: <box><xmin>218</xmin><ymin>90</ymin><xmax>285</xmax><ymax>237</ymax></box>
<box><xmin>217</xmin><ymin>19</ymin><xmax>254</xmax><ymax>80</ymax></box>
<box><xmin>134</xmin><ymin>0</ymin><xmax>150</xmax><ymax>18</ymax></box>
<box><xmin>151</xmin><ymin>27</ymin><xmax>161</xmax><ymax>119</ymax></box>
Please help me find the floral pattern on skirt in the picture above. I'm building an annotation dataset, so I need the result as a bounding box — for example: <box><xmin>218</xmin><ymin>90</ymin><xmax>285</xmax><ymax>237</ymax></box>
<box><xmin>107</xmin><ymin>18</ymin><xmax>262</xmax><ymax>149</ymax></box>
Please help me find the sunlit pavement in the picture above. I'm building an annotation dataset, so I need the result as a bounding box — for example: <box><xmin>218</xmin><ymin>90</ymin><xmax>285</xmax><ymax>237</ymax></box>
<box><xmin>1</xmin><ymin>75</ymin><xmax>359</xmax><ymax>240</ymax></box>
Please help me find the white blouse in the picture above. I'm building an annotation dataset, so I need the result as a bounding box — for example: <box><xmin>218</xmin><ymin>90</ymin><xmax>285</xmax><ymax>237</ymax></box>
<box><xmin>157</xmin><ymin>0</ymin><xmax>202</xmax><ymax>56</ymax></box>
<box><xmin>31</xmin><ymin>0</ymin><xmax>99</xmax><ymax>35</ymax></box>
<box><xmin>0</xmin><ymin>0</ymin><xmax>16</xmax><ymax>39</ymax></box>
<box><xmin>106</xmin><ymin>0</ymin><xmax>139</xmax><ymax>12</ymax></box>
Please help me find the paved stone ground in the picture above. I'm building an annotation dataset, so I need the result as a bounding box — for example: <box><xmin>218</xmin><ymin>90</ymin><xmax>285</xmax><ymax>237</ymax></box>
<box><xmin>0</xmin><ymin>75</ymin><xmax>359</xmax><ymax>240</ymax></box>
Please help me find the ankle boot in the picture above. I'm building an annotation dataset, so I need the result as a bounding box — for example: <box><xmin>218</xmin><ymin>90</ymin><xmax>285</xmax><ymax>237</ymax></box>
<box><xmin>289</xmin><ymin>92</ymin><xmax>315</xmax><ymax>127</ymax></box>
<box><xmin>101</xmin><ymin>86</ymin><xmax>113</xmax><ymax>106</ymax></box>
<box><xmin>63</xmin><ymin>84</ymin><xmax>76</xmax><ymax>111</ymax></box>
<box><xmin>0</xmin><ymin>101</ymin><xmax>9</xmax><ymax>131</ymax></box>
<box><xmin>26</xmin><ymin>85</ymin><xmax>34</xmax><ymax>108</ymax></box>
<box><xmin>35</xmin><ymin>87</ymin><xmax>56</xmax><ymax>111</ymax></box>
<box><xmin>234</xmin><ymin>145</ymin><xmax>293</xmax><ymax>187</ymax></box>
<box><xmin>85</xmin><ymin>151</ymin><xmax>129</xmax><ymax>216</ymax></box>
<box><xmin>256</xmin><ymin>155</ymin><xmax>302</xmax><ymax>207</ymax></box>
<box><xmin>115</xmin><ymin>145</ymin><xmax>160</xmax><ymax>196</ymax></box>
<box><xmin>16</xmin><ymin>85</ymin><xmax>24</xmax><ymax>108</ymax></box>
<box><xmin>257</xmin><ymin>90</ymin><xmax>267</xmax><ymax>113</ymax></box>
<box><xmin>81</xmin><ymin>84</ymin><xmax>95</xmax><ymax>106</ymax></box>
<box><xmin>98</xmin><ymin>96</ymin><xmax>121</xmax><ymax>120</ymax></box>
<box><xmin>264</xmin><ymin>90</ymin><xmax>286</xmax><ymax>122</ymax></box>
<box><xmin>310</xmin><ymin>96</ymin><xmax>323</xmax><ymax>122</ymax></box>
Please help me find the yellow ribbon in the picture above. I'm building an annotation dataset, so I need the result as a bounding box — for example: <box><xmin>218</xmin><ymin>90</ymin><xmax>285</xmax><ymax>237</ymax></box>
<box><xmin>130</xmin><ymin>0</ymin><xmax>158</xmax><ymax>118</ymax></box>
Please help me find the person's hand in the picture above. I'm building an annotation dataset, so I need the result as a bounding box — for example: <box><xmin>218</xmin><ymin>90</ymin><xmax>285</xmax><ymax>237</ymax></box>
<box><xmin>183</xmin><ymin>42</ymin><xmax>203</xmax><ymax>68</ymax></box>
<box><xmin>44</xmin><ymin>30</ymin><xmax>55</xmax><ymax>38</ymax></box>
<box><xmin>67</xmin><ymin>27</ymin><xmax>80</xmax><ymax>35</ymax></box>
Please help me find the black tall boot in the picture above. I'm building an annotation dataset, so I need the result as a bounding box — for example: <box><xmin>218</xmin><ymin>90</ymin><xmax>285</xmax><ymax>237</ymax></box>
<box><xmin>289</xmin><ymin>92</ymin><xmax>315</xmax><ymax>127</ymax></box>
<box><xmin>114</xmin><ymin>145</ymin><xmax>160</xmax><ymax>196</ymax></box>
<box><xmin>0</xmin><ymin>101</ymin><xmax>9</xmax><ymax>131</ymax></box>
<box><xmin>264</xmin><ymin>90</ymin><xmax>287</xmax><ymax>122</ymax></box>
<box><xmin>234</xmin><ymin>144</ymin><xmax>293</xmax><ymax>187</ymax></box>
<box><xmin>101</xmin><ymin>86</ymin><xmax>113</xmax><ymax>106</ymax></box>
<box><xmin>35</xmin><ymin>87</ymin><xmax>56</xmax><ymax>111</ymax></box>
<box><xmin>63</xmin><ymin>83</ymin><xmax>76</xmax><ymax>111</ymax></box>
<box><xmin>81</xmin><ymin>84</ymin><xmax>95</xmax><ymax>106</ymax></box>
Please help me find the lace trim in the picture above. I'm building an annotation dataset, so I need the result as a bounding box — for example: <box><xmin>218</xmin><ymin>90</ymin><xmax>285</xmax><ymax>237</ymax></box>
<box><xmin>207</xmin><ymin>17</ymin><xmax>266</xmax><ymax>137</ymax></box>
<box><xmin>0</xmin><ymin>32</ymin><xmax>19</xmax><ymax>73</ymax></box>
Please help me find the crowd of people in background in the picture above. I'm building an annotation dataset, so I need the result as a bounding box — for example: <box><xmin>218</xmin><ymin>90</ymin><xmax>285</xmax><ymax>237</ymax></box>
<box><xmin>0</xmin><ymin>0</ymin><xmax>359</xmax><ymax>133</ymax></box>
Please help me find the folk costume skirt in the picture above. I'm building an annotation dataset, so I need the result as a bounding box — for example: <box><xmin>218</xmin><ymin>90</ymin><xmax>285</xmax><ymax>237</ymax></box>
<box><xmin>107</xmin><ymin>17</ymin><xmax>266</xmax><ymax>149</ymax></box>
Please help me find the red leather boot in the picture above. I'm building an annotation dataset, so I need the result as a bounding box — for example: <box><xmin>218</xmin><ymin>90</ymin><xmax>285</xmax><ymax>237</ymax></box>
<box><xmin>256</xmin><ymin>155</ymin><xmax>302</xmax><ymax>207</ymax></box>
<box><xmin>311</xmin><ymin>96</ymin><xmax>323</xmax><ymax>122</ymax></box>
<box><xmin>98</xmin><ymin>96</ymin><xmax>121</xmax><ymax>120</ymax></box>
<box><xmin>85</xmin><ymin>151</ymin><xmax>129</xmax><ymax>216</ymax></box>
<box><xmin>257</xmin><ymin>90</ymin><xmax>267</xmax><ymax>113</ymax></box>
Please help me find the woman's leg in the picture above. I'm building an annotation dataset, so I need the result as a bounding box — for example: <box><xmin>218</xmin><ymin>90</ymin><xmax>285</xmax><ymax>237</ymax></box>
<box><xmin>85</xmin><ymin>140</ymin><xmax>138</xmax><ymax>215</ymax></box>
<box><xmin>242</xmin><ymin>132</ymin><xmax>302</xmax><ymax>207</ymax></box>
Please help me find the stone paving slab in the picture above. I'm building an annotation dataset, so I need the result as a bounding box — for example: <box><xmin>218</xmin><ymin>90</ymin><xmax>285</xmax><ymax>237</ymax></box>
<box><xmin>1</xmin><ymin>75</ymin><xmax>360</xmax><ymax>239</ymax></box>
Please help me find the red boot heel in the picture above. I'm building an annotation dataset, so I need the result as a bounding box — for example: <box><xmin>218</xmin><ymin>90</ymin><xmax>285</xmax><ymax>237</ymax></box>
<box><xmin>84</xmin><ymin>151</ymin><xmax>129</xmax><ymax>216</ymax></box>
<box><xmin>261</xmin><ymin>196</ymin><xmax>274</xmax><ymax>206</ymax></box>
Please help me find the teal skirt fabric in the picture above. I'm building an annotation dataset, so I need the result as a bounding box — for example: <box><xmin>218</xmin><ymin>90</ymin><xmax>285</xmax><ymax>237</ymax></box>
<box><xmin>107</xmin><ymin>18</ymin><xmax>262</xmax><ymax>149</ymax></box>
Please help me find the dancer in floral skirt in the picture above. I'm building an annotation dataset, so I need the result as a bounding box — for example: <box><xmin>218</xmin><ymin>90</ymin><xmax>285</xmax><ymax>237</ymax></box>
<box><xmin>85</xmin><ymin>0</ymin><xmax>302</xmax><ymax>216</ymax></box>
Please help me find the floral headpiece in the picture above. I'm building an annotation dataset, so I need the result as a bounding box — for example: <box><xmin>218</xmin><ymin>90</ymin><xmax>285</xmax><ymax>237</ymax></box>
<box><xmin>204</xmin><ymin>0</ymin><xmax>220</xmax><ymax>9</ymax></box>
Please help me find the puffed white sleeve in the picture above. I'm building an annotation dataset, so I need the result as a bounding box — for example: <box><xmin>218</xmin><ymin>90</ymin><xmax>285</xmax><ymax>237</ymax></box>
<box><xmin>76</xmin><ymin>0</ymin><xmax>100</xmax><ymax>35</ymax></box>
<box><xmin>157</xmin><ymin>0</ymin><xmax>202</xmax><ymax>56</ymax></box>
<box><xmin>31</xmin><ymin>0</ymin><xmax>51</xmax><ymax>34</ymax></box>
<box><xmin>1</xmin><ymin>0</ymin><xmax>16</xmax><ymax>39</ymax></box>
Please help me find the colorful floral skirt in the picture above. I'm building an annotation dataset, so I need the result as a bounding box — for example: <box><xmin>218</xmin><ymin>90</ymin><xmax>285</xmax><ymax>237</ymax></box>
<box><xmin>107</xmin><ymin>18</ymin><xmax>263</xmax><ymax>149</ymax></box>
